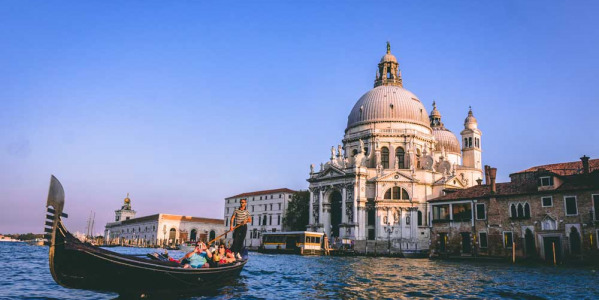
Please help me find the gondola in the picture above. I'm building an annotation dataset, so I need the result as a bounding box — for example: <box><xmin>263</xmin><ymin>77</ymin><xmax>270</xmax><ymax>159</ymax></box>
<box><xmin>44</xmin><ymin>175</ymin><xmax>247</xmax><ymax>297</ymax></box>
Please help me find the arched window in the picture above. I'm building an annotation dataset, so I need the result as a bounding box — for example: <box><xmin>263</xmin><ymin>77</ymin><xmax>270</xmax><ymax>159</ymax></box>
<box><xmin>517</xmin><ymin>203</ymin><xmax>524</xmax><ymax>217</ymax></box>
<box><xmin>383</xmin><ymin>187</ymin><xmax>410</xmax><ymax>200</ymax></box>
<box><xmin>381</xmin><ymin>147</ymin><xmax>389</xmax><ymax>169</ymax></box>
<box><xmin>468</xmin><ymin>137</ymin><xmax>472</xmax><ymax>148</ymax></box>
<box><xmin>395</xmin><ymin>147</ymin><xmax>405</xmax><ymax>169</ymax></box>
<box><xmin>524</xmin><ymin>203</ymin><xmax>531</xmax><ymax>218</ymax></box>
<box><xmin>352</xmin><ymin>149</ymin><xmax>358</xmax><ymax>157</ymax></box>
<box><xmin>464</xmin><ymin>138</ymin><xmax>468</xmax><ymax>148</ymax></box>
<box><xmin>416</xmin><ymin>149</ymin><xmax>421</xmax><ymax>169</ymax></box>
<box><xmin>510</xmin><ymin>204</ymin><xmax>517</xmax><ymax>218</ymax></box>
<box><xmin>417</xmin><ymin>210</ymin><xmax>423</xmax><ymax>226</ymax></box>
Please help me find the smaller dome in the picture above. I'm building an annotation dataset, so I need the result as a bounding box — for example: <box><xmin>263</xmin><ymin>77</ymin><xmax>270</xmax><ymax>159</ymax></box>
<box><xmin>433</xmin><ymin>127</ymin><xmax>461</xmax><ymax>154</ymax></box>
<box><xmin>380</xmin><ymin>53</ymin><xmax>397</xmax><ymax>63</ymax></box>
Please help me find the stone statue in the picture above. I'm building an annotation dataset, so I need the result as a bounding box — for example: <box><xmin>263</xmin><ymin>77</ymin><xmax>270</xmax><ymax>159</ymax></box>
<box><xmin>331</xmin><ymin>146</ymin><xmax>335</xmax><ymax>160</ymax></box>
<box><xmin>386</xmin><ymin>41</ymin><xmax>391</xmax><ymax>53</ymax></box>
<box><xmin>310</xmin><ymin>164</ymin><xmax>314</xmax><ymax>174</ymax></box>
<box><xmin>338</xmin><ymin>144</ymin><xmax>343</xmax><ymax>157</ymax></box>
<box><xmin>359</xmin><ymin>139</ymin><xmax>364</xmax><ymax>153</ymax></box>
<box><xmin>320</xmin><ymin>163</ymin><xmax>324</xmax><ymax>171</ymax></box>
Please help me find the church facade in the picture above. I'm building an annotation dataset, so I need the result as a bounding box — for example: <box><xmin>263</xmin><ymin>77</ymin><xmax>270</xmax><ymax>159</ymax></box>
<box><xmin>307</xmin><ymin>43</ymin><xmax>484</xmax><ymax>251</ymax></box>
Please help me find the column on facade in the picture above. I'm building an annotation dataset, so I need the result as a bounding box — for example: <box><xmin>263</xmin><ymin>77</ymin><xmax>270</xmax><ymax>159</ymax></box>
<box><xmin>318</xmin><ymin>189</ymin><xmax>324</xmax><ymax>225</ymax></box>
<box><xmin>375</xmin><ymin>205</ymin><xmax>381</xmax><ymax>239</ymax></box>
<box><xmin>353</xmin><ymin>185</ymin><xmax>358</xmax><ymax>224</ymax></box>
<box><xmin>309</xmin><ymin>189</ymin><xmax>314</xmax><ymax>225</ymax></box>
<box><xmin>341</xmin><ymin>187</ymin><xmax>347</xmax><ymax>224</ymax></box>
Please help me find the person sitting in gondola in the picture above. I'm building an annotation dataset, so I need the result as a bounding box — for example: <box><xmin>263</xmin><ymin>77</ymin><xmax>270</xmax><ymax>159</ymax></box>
<box><xmin>182</xmin><ymin>242</ymin><xmax>212</xmax><ymax>268</ymax></box>
<box><xmin>213</xmin><ymin>244</ymin><xmax>236</xmax><ymax>265</ymax></box>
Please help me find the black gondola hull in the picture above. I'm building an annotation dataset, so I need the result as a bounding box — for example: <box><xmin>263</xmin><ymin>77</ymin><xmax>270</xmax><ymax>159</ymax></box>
<box><xmin>51</xmin><ymin>221</ymin><xmax>246</xmax><ymax>295</ymax></box>
<box><xmin>45</xmin><ymin>176</ymin><xmax>246</xmax><ymax>296</ymax></box>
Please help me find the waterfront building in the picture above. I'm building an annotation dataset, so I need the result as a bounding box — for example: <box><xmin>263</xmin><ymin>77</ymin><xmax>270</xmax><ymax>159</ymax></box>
<box><xmin>104</xmin><ymin>194</ymin><xmax>224</xmax><ymax>246</ymax></box>
<box><xmin>428</xmin><ymin>156</ymin><xmax>599</xmax><ymax>263</ymax></box>
<box><xmin>307</xmin><ymin>43</ymin><xmax>483</xmax><ymax>252</ymax></box>
<box><xmin>224</xmin><ymin>188</ymin><xmax>296</xmax><ymax>248</ymax></box>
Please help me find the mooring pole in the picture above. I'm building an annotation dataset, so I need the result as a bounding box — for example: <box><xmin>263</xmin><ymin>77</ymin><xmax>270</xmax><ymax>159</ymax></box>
<box><xmin>552</xmin><ymin>242</ymin><xmax>556</xmax><ymax>265</ymax></box>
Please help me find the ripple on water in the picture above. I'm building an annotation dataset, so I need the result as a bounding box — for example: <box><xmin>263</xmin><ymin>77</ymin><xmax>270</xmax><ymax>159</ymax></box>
<box><xmin>1</xmin><ymin>243</ymin><xmax>599</xmax><ymax>299</ymax></box>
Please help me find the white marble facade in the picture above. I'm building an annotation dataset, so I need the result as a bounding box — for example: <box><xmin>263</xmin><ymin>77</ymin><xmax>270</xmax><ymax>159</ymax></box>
<box><xmin>307</xmin><ymin>43</ymin><xmax>484</xmax><ymax>248</ymax></box>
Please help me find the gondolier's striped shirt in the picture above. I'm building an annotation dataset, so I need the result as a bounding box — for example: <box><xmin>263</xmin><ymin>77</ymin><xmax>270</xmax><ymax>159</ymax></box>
<box><xmin>233</xmin><ymin>209</ymin><xmax>251</xmax><ymax>226</ymax></box>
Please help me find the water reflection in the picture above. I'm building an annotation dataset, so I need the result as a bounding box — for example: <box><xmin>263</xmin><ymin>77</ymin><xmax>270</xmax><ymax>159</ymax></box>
<box><xmin>1</xmin><ymin>243</ymin><xmax>597</xmax><ymax>300</ymax></box>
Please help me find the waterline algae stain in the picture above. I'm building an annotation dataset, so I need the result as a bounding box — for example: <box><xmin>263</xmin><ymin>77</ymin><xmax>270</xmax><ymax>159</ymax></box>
<box><xmin>1</xmin><ymin>243</ymin><xmax>598</xmax><ymax>299</ymax></box>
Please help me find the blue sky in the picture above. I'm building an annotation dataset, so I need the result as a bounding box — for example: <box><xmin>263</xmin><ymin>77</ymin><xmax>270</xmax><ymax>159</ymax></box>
<box><xmin>1</xmin><ymin>1</ymin><xmax>598</xmax><ymax>234</ymax></box>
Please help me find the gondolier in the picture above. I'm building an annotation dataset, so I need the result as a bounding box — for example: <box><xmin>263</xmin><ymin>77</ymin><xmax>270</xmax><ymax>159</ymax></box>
<box><xmin>230</xmin><ymin>198</ymin><xmax>252</xmax><ymax>259</ymax></box>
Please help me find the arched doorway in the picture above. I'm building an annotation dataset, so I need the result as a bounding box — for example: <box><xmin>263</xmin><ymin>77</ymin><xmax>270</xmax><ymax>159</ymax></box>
<box><xmin>525</xmin><ymin>229</ymin><xmax>536</xmax><ymax>257</ymax></box>
<box><xmin>329</xmin><ymin>191</ymin><xmax>342</xmax><ymax>238</ymax></box>
<box><xmin>190</xmin><ymin>229</ymin><xmax>197</xmax><ymax>242</ymax></box>
<box><xmin>168</xmin><ymin>228</ymin><xmax>176</xmax><ymax>245</ymax></box>
<box><xmin>209</xmin><ymin>230</ymin><xmax>216</xmax><ymax>242</ymax></box>
<box><xmin>570</xmin><ymin>227</ymin><xmax>581</xmax><ymax>255</ymax></box>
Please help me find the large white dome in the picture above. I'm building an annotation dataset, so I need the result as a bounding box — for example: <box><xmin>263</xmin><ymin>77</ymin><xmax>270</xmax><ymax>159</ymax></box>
<box><xmin>346</xmin><ymin>85</ymin><xmax>430</xmax><ymax>130</ymax></box>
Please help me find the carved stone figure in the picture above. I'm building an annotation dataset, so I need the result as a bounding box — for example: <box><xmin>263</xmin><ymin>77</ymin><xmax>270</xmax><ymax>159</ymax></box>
<box><xmin>331</xmin><ymin>146</ymin><xmax>335</xmax><ymax>160</ymax></box>
<box><xmin>359</xmin><ymin>139</ymin><xmax>364</xmax><ymax>153</ymax></box>
<box><xmin>346</xmin><ymin>203</ymin><xmax>353</xmax><ymax>222</ymax></box>
<box><xmin>310</xmin><ymin>164</ymin><xmax>314</xmax><ymax>174</ymax></box>
<box><xmin>338</xmin><ymin>144</ymin><xmax>343</xmax><ymax>157</ymax></box>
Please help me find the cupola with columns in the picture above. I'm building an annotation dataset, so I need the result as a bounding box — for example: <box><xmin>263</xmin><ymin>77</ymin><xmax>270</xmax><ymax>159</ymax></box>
<box><xmin>374</xmin><ymin>42</ymin><xmax>403</xmax><ymax>87</ymax></box>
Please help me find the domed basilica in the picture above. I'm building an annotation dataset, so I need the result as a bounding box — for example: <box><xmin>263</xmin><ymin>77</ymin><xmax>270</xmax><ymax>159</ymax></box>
<box><xmin>307</xmin><ymin>43</ymin><xmax>483</xmax><ymax>248</ymax></box>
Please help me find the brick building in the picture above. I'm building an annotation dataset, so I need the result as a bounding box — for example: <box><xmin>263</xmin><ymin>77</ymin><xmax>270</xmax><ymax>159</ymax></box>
<box><xmin>428</xmin><ymin>156</ymin><xmax>599</xmax><ymax>263</ymax></box>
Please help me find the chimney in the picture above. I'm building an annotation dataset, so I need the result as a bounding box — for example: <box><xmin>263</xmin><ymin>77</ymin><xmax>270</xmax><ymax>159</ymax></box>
<box><xmin>476</xmin><ymin>178</ymin><xmax>483</xmax><ymax>186</ymax></box>
<box><xmin>489</xmin><ymin>167</ymin><xmax>497</xmax><ymax>193</ymax></box>
<box><xmin>581</xmin><ymin>155</ymin><xmax>590</xmax><ymax>174</ymax></box>
<box><xmin>484</xmin><ymin>165</ymin><xmax>490</xmax><ymax>185</ymax></box>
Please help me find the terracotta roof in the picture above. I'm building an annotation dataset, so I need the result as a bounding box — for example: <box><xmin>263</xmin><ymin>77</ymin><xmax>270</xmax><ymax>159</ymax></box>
<box><xmin>429</xmin><ymin>171</ymin><xmax>599</xmax><ymax>202</ymax></box>
<box><xmin>226</xmin><ymin>188</ymin><xmax>296</xmax><ymax>199</ymax></box>
<box><xmin>514</xmin><ymin>158</ymin><xmax>599</xmax><ymax>176</ymax></box>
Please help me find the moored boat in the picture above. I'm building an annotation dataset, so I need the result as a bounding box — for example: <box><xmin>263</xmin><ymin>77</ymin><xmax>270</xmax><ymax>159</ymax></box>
<box><xmin>45</xmin><ymin>175</ymin><xmax>247</xmax><ymax>297</ymax></box>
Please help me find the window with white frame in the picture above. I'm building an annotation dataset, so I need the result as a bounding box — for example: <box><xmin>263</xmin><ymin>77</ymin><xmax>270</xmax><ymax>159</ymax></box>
<box><xmin>541</xmin><ymin>196</ymin><xmax>553</xmax><ymax>207</ymax></box>
<box><xmin>539</xmin><ymin>176</ymin><xmax>554</xmax><ymax>187</ymax></box>
<box><xmin>509</xmin><ymin>202</ymin><xmax>531</xmax><ymax>219</ymax></box>
<box><xmin>564</xmin><ymin>196</ymin><xmax>578</xmax><ymax>216</ymax></box>
<box><xmin>476</xmin><ymin>203</ymin><xmax>486</xmax><ymax>220</ymax></box>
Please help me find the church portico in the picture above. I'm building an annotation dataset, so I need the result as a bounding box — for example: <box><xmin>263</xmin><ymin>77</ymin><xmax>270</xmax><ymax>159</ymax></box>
<box><xmin>307</xmin><ymin>43</ymin><xmax>484</xmax><ymax>254</ymax></box>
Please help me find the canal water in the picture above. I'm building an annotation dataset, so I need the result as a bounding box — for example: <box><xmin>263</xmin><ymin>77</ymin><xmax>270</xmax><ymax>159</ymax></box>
<box><xmin>1</xmin><ymin>242</ymin><xmax>597</xmax><ymax>299</ymax></box>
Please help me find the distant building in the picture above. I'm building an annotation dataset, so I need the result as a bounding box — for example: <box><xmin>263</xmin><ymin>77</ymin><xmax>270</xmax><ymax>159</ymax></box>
<box><xmin>428</xmin><ymin>156</ymin><xmax>599</xmax><ymax>263</ymax></box>
<box><xmin>307</xmin><ymin>43</ymin><xmax>483</xmax><ymax>253</ymax></box>
<box><xmin>104</xmin><ymin>194</ymin><xmax>224</xmax><ymax>246</ymax></box>
<box><xmin>224</xmin><ymin>188</ymin><xmax>296</xmax><ymax>248</ymax></box>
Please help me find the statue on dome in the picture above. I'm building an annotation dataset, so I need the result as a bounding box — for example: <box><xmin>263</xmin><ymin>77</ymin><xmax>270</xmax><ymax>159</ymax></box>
<box><xmin>338</xmin><ymin>144</ymin><xmax>343</xmax><ymax>157</ymax></box>
<box><xmin>310</xmin><ymin>164</ymin><xmax>314</xmax><ymax>174</ymax></box>
<box><xmin>331</xmin><ymin>146</ymin><xmax>335</xmax><ymax>160</ymax></box>
<box><xmin>386</xmin><ymin>41</ymin><xmax>391</xmax><ymax>53</ymax></box>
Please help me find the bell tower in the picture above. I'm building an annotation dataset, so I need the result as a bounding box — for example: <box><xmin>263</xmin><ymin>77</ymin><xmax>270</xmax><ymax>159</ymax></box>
<box><xmin>115</xmin><ymin>193</ymin><xmax>136</xmax><ymax>222</ymax></box>
<box><xmin>461</xmin><ymin>107</ymin><xmax>482</xmax><ymax>170</ymax></box>
<box><xmin>374</xmin><ymin>42</ymin><xmax>403</xmax><ymax>87</ymax></box>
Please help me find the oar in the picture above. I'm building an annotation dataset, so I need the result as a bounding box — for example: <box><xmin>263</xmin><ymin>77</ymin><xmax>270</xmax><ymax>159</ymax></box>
<box><xmin>207</xmin><ymin>222</ymin><xmax>246</xmax><ymax>246</ymax></box>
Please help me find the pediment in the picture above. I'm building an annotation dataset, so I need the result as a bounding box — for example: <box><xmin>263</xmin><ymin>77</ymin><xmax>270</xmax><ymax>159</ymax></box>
<box><xmin>317</xmin><ymin>164</ymin><xmax>346</xmax><ymax>178</ymax></box>
<box><xmin>434</xmin><ymin>175</ymin><xmax>467</xmax><ymax>188</ymax></box>
<box><xmin>373</xmin><ymin>171</ymin><xmax>416</xmax><ymax>182</ymax></box>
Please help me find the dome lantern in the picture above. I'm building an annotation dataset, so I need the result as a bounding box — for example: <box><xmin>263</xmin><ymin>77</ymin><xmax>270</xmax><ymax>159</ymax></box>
<box><xmin>374</xmin><ymin>42</ymin><xmax>403</xmax><ymax>88</ymax></box>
